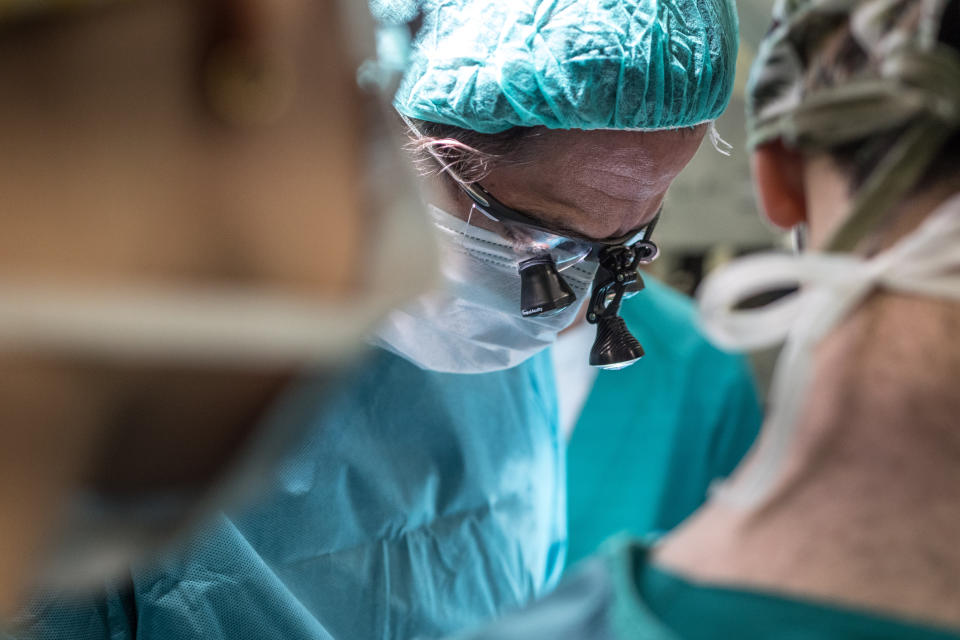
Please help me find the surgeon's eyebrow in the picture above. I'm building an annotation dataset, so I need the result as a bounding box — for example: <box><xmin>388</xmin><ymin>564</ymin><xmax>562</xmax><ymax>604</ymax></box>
<box><xmin>526</xmin><ymin>199</ymin><xmax>652</xmax><ymax>242</ymax></box>
<box><xmin>525</xmin><ymin>208</ymin><xmax>592</xmax><ymax>239</ymax></box>
<box><xmin>505</xmin><ymin>195</ymin><xmax>605</xmax><ymax>239</ymax></box>
<box><xmin>537</xmin><ymin>186</ymin><xmax>647</xmax><ymax>236</ymax></box>
<box><xmin>483</xmin><ymin>187</ymin><xmax>591</xmax><ymax>238</ymax></box>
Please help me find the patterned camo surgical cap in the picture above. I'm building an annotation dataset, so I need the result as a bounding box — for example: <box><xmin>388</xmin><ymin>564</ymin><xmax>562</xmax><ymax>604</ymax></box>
<box><xmin>393</xmin><ymin>0</ymin><xmax>739</xmax><ymax>133</ymax></box>
<box><xmin>747</xmin><ymin>0</ymin><xmax>960</xmax><ymax>250</ymax></box>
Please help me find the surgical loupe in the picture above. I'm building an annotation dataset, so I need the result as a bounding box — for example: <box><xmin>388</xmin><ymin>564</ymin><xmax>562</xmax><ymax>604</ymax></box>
<box><xmin>458</xmin><ymin>181</ymin><xmax>661</xmax><ymax>370</ymax></box>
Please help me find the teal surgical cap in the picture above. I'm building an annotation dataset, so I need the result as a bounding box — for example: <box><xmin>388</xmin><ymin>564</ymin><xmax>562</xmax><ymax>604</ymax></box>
<box><xmin>370</xmin><ymin>0</ymin><xmax>422</xmax><ymax>24</ymax></box>
<box><xmin>392</xmin><ymin>0</ymin><xmax>739</xmax><ymax>133</ymax></box>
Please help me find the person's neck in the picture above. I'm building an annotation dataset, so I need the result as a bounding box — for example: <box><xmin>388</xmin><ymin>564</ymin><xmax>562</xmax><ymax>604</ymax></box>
<box><xmin>655</xmin><ymin>186</ymin><xmax>960</xmax><ymax>629</ymax></box>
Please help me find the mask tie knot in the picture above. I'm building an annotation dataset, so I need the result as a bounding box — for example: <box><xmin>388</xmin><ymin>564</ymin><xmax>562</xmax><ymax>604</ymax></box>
<box><xmin>698</xmin><ymin>194</ymin><xmax>960</xmax><ymax>507</ymax></box>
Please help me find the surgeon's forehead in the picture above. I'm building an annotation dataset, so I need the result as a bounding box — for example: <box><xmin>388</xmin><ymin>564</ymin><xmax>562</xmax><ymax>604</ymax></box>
<box><xmin>485</xmin><ymin>127</ymin><xmax>706</xmax><ymax>239</ymax></box>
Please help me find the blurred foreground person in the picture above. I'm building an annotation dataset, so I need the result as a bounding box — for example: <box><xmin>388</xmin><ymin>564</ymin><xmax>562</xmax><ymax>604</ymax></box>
<box><xmin>11</xmin><ymin>1</ymin><xmax>742</xmax><ymax>639</ymax></box>
<box><xmin>0</xmin><ymin>0</ymin><xmax>432</xmax><ymax>629</ymax></box>
<box><xmin>452</xmin><ymin>0</ymin><xmax>960</xmax><ymax>638</ymax></box>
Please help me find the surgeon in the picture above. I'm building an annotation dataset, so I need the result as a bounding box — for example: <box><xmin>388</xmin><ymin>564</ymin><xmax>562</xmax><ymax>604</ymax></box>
<box><xmin>388</xmin><ymin>0</ymin><xmax>755</xmax><ymax>572</ymax></box>
<box><xmin>9</xmin><ymin>1</ymin><xmax>739</xmax><ymax>639</ymax></box>
<box><xmin>0</xmin><ymin>0</ymin><xmax>432</xmax><ymax>630</ymax></box>
<box><xmin>450</xmin><ymin>0</ymin><xmax>960</xmax><ymax>637</ymax></box>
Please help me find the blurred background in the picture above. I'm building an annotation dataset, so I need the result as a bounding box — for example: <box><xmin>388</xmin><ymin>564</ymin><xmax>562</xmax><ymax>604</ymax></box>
<box><xmin>651</xmin><ymin>0</ymin><xmax>781</xmax><ymax>394</ymax></box>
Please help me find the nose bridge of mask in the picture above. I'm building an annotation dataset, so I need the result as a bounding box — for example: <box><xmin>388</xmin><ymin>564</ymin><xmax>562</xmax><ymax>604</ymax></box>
<box><xmin>429</xmin><ymin>205</ymin><xmax>521</xmax><ymax>272</ymax></box>
<box><xmin>426</xmin><ymin>205</ymin><xmax>597</xmax><ymax>320</ymax></box>
<box><xmin>428</xmin><ymin>205</ymin><xmax>597</xmax><ymax>300</ymax></box>
<box><xmin>432</xmin><ymin>199</ymin><xmax>595</xmax><ymax>261</ymax></box>
<box><xmin>558</xmin><ymin>261</ymin><xmax>598</xmax><ymax>296</ymax></box>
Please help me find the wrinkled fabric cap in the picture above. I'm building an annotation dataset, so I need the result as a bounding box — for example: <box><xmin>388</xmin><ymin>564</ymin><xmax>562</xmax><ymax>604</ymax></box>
<box><xmin>746</xmin><ymin>0</ymin><xmax>960</xmax><ymax>250</ymax></box>
<box><xmin>393</xmin><ymin>0</ymin><xmax>739</xmax><ymax>133</ymax></box>
<box><xmin>747</xmin><ymin>0</ymin><xmax>959</xmax><ymax>149</ymax></box>
<box><xmin>370</xmin><ymin>0</ymin><xmax>422</xmax><ymax>25</ymax></box>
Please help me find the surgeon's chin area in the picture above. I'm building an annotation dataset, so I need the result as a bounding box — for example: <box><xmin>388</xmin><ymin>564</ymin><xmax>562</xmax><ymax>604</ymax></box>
<box><xmin>480</xmin><ymin>126</ymin><xmax>708</xmax><ymax>240</ymax></box>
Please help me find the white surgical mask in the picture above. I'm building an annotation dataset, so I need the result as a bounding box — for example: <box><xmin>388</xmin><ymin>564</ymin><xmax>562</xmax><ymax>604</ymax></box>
<box><xmin>374</xmin><ymin>205</ymin><xmax>597</xmax><ymax>373</ymax></box>
<box><xmin>698</xmin><ymin>193</ymin><xmax>960</xmax><ymax>508</ymax></box>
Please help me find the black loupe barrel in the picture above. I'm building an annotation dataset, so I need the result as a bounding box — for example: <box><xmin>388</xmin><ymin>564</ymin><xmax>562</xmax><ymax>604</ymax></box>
<box><xmin>589</xmin><ymin>315</ymin><xmax>645</xmax><ymax>369</ymax></box>
<box><xmin>518</xmin><ymin>255</ymin><xmax>576</xmax><ymax>317</ymax></box>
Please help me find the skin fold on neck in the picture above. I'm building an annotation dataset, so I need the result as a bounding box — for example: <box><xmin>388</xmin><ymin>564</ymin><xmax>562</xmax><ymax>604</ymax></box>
<box><xmin>654</xmin><ymin>175</ymin><xmax>960</xmax><ymax>629</ymax></box>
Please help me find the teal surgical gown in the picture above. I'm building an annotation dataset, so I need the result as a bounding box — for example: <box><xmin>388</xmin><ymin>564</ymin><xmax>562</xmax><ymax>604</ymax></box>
<box><xmin>11</xmin><ymin>348</ymin><xmax>564</xmax><ymax>640</ymax></box>
<box><xmin>451</xmin><ymin>538</ymin><xmax>960</xmax><ymax>640</ymax></box>
<box><xmin>566</xmin><ymin>278</ymin><xmax>763</xmax><ymax>565</ymax></box>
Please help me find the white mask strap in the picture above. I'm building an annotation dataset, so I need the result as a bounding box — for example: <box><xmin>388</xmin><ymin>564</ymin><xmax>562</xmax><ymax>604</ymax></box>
<box><xmin>698</xmin><ymin>193</ymin><xmax>960</xmax><ymax>507</ymax></box>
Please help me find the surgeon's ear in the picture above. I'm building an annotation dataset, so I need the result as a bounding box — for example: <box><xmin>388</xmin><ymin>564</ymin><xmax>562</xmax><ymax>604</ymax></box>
<box><xmin>751</xmin><ymin>140</ymin><xmax>807</xmax><ymax>230</ymax></box>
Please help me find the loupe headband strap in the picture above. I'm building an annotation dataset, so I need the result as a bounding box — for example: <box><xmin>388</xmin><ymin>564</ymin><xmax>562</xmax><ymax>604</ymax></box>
<box><xmin>462</xmin><ymin>180</ymin><xmax>661</xmax><ymax>249</ymax></box>
<box><xmin>458</xmin><ymin>181</ymin><xmax>559</xmax><ymax>233</ymax></box>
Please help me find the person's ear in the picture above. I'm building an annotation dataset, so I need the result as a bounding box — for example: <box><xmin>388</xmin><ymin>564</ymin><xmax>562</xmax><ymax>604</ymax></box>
<box><xmin>751</xmin><ymin>140</ymin><xmax>807</xmax><ymax>230</ymax></box>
